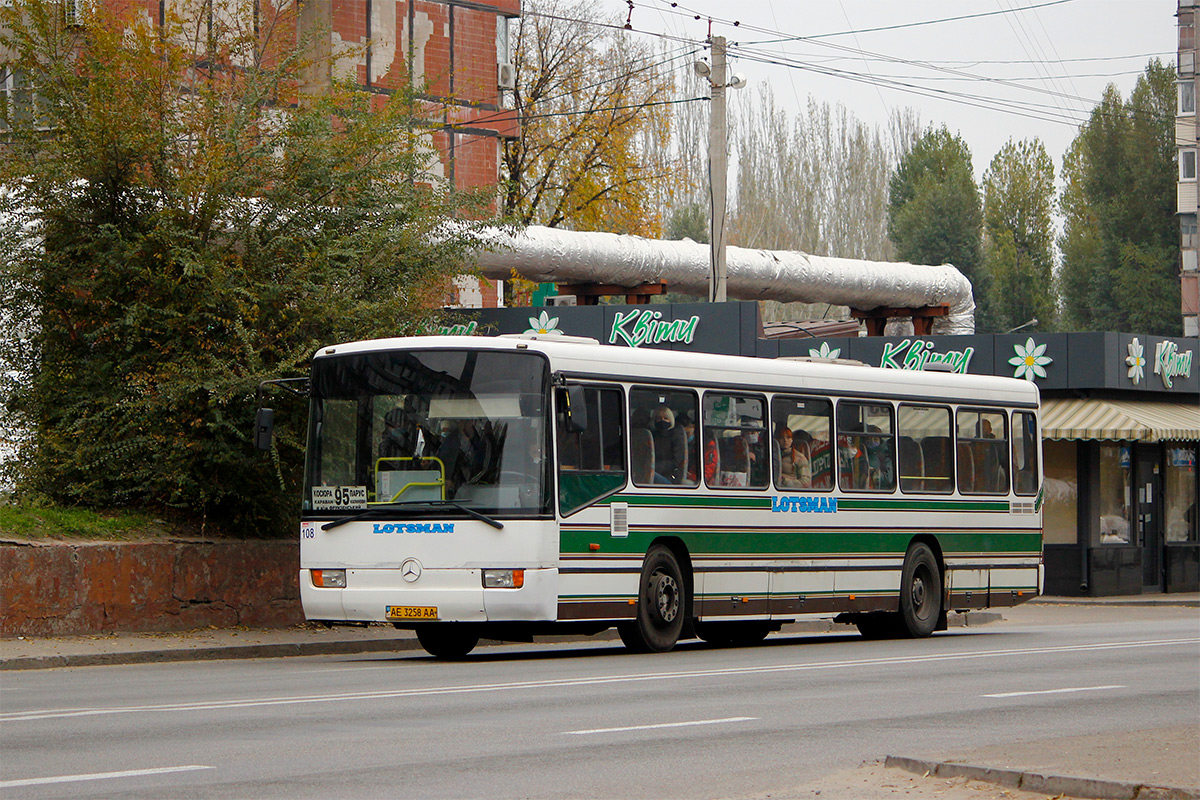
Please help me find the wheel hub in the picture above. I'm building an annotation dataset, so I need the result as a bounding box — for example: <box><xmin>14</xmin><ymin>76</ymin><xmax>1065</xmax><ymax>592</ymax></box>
<box><xmin>653</xmin><ymin>571</ymin><xmax>679</xmax><ymax>622</ymax></box>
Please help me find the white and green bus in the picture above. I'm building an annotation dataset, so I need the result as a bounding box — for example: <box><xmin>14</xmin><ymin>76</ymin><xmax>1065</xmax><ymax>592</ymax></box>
<box><xmin>295</xmin><ymin>334</ymin><xmax>1043</xmax><ymax>658</ymax></box>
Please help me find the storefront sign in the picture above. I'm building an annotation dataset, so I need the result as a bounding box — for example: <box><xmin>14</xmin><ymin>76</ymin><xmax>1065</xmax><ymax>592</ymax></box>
<box><xmin>430</xmin><ymin>320</ymin><xmax>478</xmax><ymax>336</ymax></box>
<box><xmin>878</xmin><ymin>338</ymin><xmax>974</xmax><ymax>373</ymax></box>
<box><xmin>1154</xmin><ymin>340</ymin><xmax>1193</xmax><ymax>389</ymax></box>
<box><xmin>608</xmin><ymin>309</ymin><xmax>700</xmax><ymax>348</ymax></box>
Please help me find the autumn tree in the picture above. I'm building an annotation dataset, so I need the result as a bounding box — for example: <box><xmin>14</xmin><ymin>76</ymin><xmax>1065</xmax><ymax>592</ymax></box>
<box><xmin>0</xmin><ymin>0</ymin><xmax>493</xmax><ymax>531</ymax></box>
<box><xmin>502</xmin><ymin>0</ymin><xmax>680</xmax><ymax>235</ymax></box>
<box><xmin>980</xmin><ymin>138</ymin><xmax>1057</xmax><ymax>333</ymax></box>
<box><xmin>1059</xmin><ymin>61</ymin><xmax>1179</xmax><ymax>334</ymax></box>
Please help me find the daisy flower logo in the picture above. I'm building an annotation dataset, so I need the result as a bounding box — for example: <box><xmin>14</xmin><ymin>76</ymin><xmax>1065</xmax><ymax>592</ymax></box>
<box><xmin>524</xmin><ymin>310</ymin><xmax>563</xmax><ymax>335</ymax></box>
<box><xmin>1008</xmin><ymin>337</ymin><xmax>1053</xmax><ymax>382</ymax></box>
<box><xmin>1125</xmin><ymin>338</ymin><xmax>1146</xmax><ymax>385</ymax></box>
<box><xmin>808</xmin><ymin>342</ymin><xmax>841</xmax><ymax>360</ymax></box>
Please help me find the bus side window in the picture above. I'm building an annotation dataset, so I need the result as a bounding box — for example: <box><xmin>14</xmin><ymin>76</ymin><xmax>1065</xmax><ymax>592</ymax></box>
<box><xmin>557</xmin><ymin>386</ymin><xmax>627</xmax><ymax>515</ymax></box>
<box><xmin>1012</xmin><ymin>411</ymin><xmax>1040</xmax><ymax>497</ymax></box>
<box><xmin>897</xmin><ymin>405</ymin><xmax>953</xmax><ymax>494</ymax></box>
<box><xmin>837</xmin><ymin>401</ymin><xmax>896</xmax><ymax>492</ymax></box>
<box><xmin>704</xmin><ymin>392</ymin><xmax>768</xmax><ymax>489</ymax></box>
<box><xmin>957</xmin><ymin>409</ymin><xmax>1010</xmax><ymax>495</ymax></box>
<box><xmin>770</xmin><ymin>395</ymin><xmax>834</xmax><ymax>491</ymax></box>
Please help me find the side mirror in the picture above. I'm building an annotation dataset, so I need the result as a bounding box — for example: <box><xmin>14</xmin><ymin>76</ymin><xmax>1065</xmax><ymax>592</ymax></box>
<box><xmin>254</xmin><ymin>407</ymin><xmax>274</xmax><ymax>451</ymax></box>
<box><xmin>563</xmin><ymin>386</ymin><xmax>588</xmax><ymax>433</ymax></box>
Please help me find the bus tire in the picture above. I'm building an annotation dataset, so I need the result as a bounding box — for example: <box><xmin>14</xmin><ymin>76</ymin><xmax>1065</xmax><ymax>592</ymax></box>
<box><xmin>416</xmin><ymin>624</ymin><xmax>479</xmax><ymax>659</ymax></box>
<box><xmin>898</xmin><ymin>542</ymin><xmax>942</xmax><ymax>638</ymax></box>
<box><xmin>619</xmin><ymin>545</ymin><xmax>686</xmax><ymax>653</ymax></box>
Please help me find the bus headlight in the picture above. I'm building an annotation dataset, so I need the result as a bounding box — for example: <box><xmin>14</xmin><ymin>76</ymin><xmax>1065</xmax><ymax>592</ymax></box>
<box><xmin>482</xmin><ymin>569</ymin><xmax>524</xmax><ymax>589</ymax></box>
<box><xmin>311</xmin><ymin>569</ymin><xmax>346</xmax><ymax>588</ymax></box>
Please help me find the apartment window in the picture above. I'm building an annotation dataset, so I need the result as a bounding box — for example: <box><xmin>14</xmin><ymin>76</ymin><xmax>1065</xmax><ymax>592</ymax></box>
<box><xmin>1182</xmin><ymin>149</ymin><xmax>1198</xmax><ymax>181</ymax></box>
<box><xmin>1181</xmin><ymin>81</ymin><xmax>1196</xmax><ymax>115</ymax></box>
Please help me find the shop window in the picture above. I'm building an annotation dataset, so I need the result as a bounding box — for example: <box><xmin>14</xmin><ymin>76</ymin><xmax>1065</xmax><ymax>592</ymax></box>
<box><xmin>1043</xmin><ymin>440</ymin><xmax>1078</xmax><ymax>546</ymax></box>
<box><xmin>1165</xmin><ymin>446</ymin><xmax>1198</xmax><ymax>542</ymax></box>
<box><xmin>956</xmin><ymin>409</ymin><xmax>1010</xmax><ymax>494</ymax></box>
<box><xmin>557</xmin><ymin>386</ymin><xmax>626</xmax><ymax>515</ymax></box>
<box><xmin>703</xmin><ymin>393</ymin><xmax>768</xmax><ymax>489</ymax></box>
<box><xmin>629</xmin><ymin>387</ymin><xmax>698</xmax><ymax>487</ymax></box>
<box><xmin>896</xmin><ymin>405</ymin><xmax>953</xmax><ymax>494</ymax></box>
<box><xmin>771</xmin><ymin>396</ymin><xmax>834</xmax><ymax>491</ymax></box>
<box><xmin>837</xmin><ymin>402</ymin><xmax>895</xmax><ymax>492</ymax></box>
<box><xmin>1012</xmin><ymin>411</ymin><xmax>1040</xmax><ymax>497</ymax></box>
<box><xmin>1097</xmin><ymin>444</ymin><xmax>1133</xmax><ymax>545</ymax></box>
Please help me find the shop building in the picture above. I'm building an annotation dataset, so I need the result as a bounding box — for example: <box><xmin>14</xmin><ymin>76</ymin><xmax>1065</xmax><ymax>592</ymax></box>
<box><xmin>442</xmin><ymin>302</ymin><xmax>1200</xmax><ymax>595</ymax></box>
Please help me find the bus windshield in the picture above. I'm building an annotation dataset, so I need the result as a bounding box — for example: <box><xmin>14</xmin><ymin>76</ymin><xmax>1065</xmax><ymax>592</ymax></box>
<box><xmin>304</xmin><ymin>348</ymin><xmax>551</xmax><ymax>516</ymax></box>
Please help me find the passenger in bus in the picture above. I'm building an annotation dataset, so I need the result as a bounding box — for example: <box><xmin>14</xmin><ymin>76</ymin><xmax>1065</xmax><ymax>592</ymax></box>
<box><xmin>379</xmin><ymin>406</ymin><xmax>428</xmax><ymax>466</ymax></box>
<box><xmin>864</xmin><ymin>425</ymin><xmax>893</xmax><ymax>489</ymax></box>
<box><xmin>775</xmin><ymin>425</ymin><xmax>807</xmax><ymax>488</ymax></box>
<box><xmin>792</xmin><ymin>429</ymin><xmax>813</xmax><ymax>488</ymax></box>
<box><xmin>679</xmin><ymin>413</ymin><xmax>698</xmax><ymax>483</ymax></box>
<box><xmin>650</xmin><ymin>404</ymin><xmax>688</xmax><ymax>484</ymax></box>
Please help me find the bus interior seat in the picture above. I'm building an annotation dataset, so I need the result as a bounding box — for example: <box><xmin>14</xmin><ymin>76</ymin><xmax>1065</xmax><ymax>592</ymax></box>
<box><xmin>956</xmin><ymin>442</ymin><xmax>976</xmax><ymax>493</ymax></box>
<box><xmin>898</xmin><ymin>435</ymin><xmax>924</xmax><ymax>491</ymax></box>
<box><xmin>631</xmin><ymin>427</ymin><xmax>656</xmax><ymax>485</ymax></box>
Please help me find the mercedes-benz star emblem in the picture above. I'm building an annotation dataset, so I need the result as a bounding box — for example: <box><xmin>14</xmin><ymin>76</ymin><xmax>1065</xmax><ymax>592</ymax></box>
<box><xmin>401</xmin><ymin>558</ymin><xmax>422</xmax><ymax>583</ymax></box>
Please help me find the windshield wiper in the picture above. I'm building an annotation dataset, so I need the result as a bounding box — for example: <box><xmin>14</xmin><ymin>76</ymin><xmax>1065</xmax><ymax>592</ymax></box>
<box><xmin>320</xmin><ymin>500</ymin><xmax>504</xmax><ymax>531</ymax></box>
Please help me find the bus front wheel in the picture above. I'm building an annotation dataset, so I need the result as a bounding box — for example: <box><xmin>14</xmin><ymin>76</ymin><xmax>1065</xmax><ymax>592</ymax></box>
<box><xmin>897</xmin><ymin>542</ymin><xmax>941</xmax><ymax>638</ymax></box>
<box><xmin>618</xmin><ymin>546</ymin><xmax>686</xmax><ymax>653</ymax></box>
<box><xmin>416</xmin><ymin>624</ymin><xmax>479</xmax><ymax>659</ymax></box>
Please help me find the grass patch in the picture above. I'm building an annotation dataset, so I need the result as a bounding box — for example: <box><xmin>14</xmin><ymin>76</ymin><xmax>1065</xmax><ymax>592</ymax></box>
<box><xmin>0</xmin><ymin>505</ymin><xmax>175</xmax><ymax>542</ymax></box>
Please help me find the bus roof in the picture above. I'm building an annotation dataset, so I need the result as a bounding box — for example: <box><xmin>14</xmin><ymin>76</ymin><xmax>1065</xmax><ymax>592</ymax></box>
<box><xmin>313</xmin><ymin>334</ymin><xmax>1041</xmax><ymax>408</ymax></box>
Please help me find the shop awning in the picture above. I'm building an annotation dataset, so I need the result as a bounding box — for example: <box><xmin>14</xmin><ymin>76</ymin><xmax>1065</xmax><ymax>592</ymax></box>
<box><xmin>1041</xmin><ymin>398</ymin><xmax>1200</xmax><ymax>442</ymax></box>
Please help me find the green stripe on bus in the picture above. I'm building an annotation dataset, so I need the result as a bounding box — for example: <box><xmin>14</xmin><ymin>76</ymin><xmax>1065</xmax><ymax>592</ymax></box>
<box><xmin>592</xmin><ymin>494</ymin><xmax>1010</xmax><ymax>513</ymax></box>
<box><xmin>558</xmin><ymin>528</ymin><xmax>1041</xmax><ymax>556</ymax></box>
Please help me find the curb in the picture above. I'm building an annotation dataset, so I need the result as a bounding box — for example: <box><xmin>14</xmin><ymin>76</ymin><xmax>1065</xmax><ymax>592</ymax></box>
<box><xmin>1031</xmin><ymin>597</ymin><xmax>1200</xmax><ymax>608</ymax></box>
<box><xmin>0</xmin><ymin>611</ymin><xmax>1000</xmax><ymax>671</ymax></box>
<box><xmin>885</xmin><ymin>755</ymin><xmax>1200</xmax><ymax>800</ymax></box>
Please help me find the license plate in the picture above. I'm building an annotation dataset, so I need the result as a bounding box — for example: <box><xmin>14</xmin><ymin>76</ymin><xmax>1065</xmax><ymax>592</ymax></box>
<box><xmin>386</xmin><ymin>605</ymin><xmax>438</xmax><ymax>620</ymax></box>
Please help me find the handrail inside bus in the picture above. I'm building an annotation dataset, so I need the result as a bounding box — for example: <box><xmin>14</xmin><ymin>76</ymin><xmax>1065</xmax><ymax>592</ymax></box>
<box><xmin>373</xmin><ymin>457</ymin><xmax>446</xmax><ymax>503</ymax></box>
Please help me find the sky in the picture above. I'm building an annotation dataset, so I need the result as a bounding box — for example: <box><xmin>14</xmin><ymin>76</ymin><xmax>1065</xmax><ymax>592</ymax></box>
<box><xmin>589</xmin><ymin>0</ymin><xmax>1179</xmax><ymax>180</ymax></box>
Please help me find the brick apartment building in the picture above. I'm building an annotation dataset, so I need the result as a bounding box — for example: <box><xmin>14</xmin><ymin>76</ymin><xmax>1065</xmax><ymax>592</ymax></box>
<box><xmin>1177</xmin><ymin>0</ymin><xmax>1200</xmax><ymax>337</ymax></box>
<box><xmin>2</xmin><ymin>0</ymin><xmax>520</xmax><ymax>307</ymax></box>
<box><xmin>300</xmin><ymin>0</ymin><xmax>521</xmax><ymax>308</ymax></box>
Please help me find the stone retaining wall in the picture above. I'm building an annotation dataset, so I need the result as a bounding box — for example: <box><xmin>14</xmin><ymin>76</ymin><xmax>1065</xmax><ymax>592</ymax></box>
<box><xmin>0</xmin><ymin>541</ymin><xmax>303</xmax><ymax>638</ymax></box>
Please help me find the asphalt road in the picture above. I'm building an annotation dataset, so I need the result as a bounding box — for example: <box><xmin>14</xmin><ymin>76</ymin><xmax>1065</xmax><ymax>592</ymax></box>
<box><xmin>1</xmin><ymin>607</ymin><xmax>1197</xmax><ymax>799</ymax></box>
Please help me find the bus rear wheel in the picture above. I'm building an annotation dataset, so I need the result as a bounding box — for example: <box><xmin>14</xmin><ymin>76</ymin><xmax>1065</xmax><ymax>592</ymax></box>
<box><xmin>897</xmin><ymin>542</ymin><xmax>941</xmax><ymax>638</ymax></box>
<box><xmin>618</xmin><ymin>545</ymin><xmax>686</xmax><ymax>653</ymax></box>
<box><xmin>416</xmin><ymin>624</ymin><xmax>480</xmax><ymax>659</ymax></box>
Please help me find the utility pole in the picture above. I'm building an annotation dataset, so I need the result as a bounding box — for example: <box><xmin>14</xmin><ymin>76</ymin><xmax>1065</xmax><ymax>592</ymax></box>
<box><xmin>708</xmin><ymin>35</ymin><xmax>728</xmax><ymax>303</ymax></box>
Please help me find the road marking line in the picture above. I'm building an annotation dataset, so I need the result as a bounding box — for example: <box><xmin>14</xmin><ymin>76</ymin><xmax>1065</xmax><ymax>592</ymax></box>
<box><xmin>565</xmin><ymin>716</ymin><xmax>757</xmax><ymax>735</ymax></box>
<box><xmin>4</xmin><ymin>637</ymin><xmax>1196</xmax><ymax>723</ymax></box>
<box><xmin>982</xmin><ymin>684</ymin><xmax>1126</xmax><ymax>699</ymax></box>
<box><xmin>0</xmin><ymin>765</ymin><xmax>212</xmax><ymax>789</ymax></box>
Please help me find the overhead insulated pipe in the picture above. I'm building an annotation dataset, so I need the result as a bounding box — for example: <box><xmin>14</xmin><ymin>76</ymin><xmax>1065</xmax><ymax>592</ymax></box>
<box><xmin>475</xmin><ymin>225</ymin><xmax>976</xmax><ymax>334</ymax></box>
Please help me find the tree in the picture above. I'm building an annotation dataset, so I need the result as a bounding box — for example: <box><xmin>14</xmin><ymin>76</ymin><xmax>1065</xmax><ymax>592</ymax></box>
<box><xmin>1059</xmin><ymin>61</ymin><xmax>1179</xmax><ymax>334</ymax></box>
<box><xmin>501</xmin><ymin>0</ymin><xmax>679</xmax><ymax>235</ymax></box>
<box><xmin>980</xmin><ymin>138</ymin><xmax>1057</xmax><ymax>333</ymax></box>
<box><xmin>886</xmin><ymin>126</ymin><xmax>983</xmax><ymax>291</ymax></box>
<box><xmin>0</xmin><ymin>0</ymin><xmax>493</xmax><ymax>531</ymax></box>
